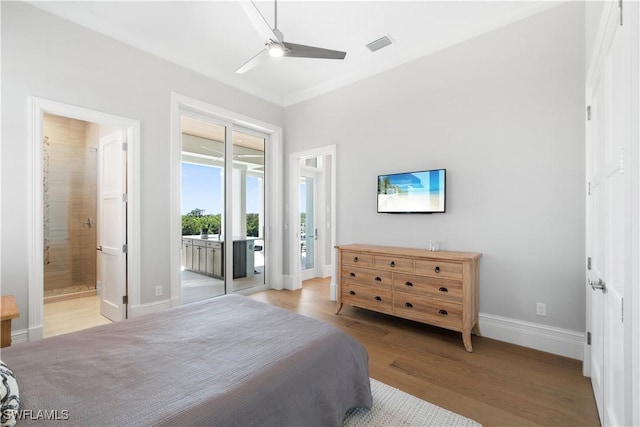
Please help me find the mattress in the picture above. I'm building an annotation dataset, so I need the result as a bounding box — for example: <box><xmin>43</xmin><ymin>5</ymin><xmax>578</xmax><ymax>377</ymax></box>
<box><xmin>1</xmin><ymin>294</ymin><xmax>372</xmax><ymax>426</ymax></box>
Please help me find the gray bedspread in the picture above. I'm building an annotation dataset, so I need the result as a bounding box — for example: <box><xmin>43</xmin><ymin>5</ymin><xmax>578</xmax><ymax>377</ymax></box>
<box><xmin>1</xmin><ymin>294</ymin><xmax>372</xmax><ymax>426</ymax></box>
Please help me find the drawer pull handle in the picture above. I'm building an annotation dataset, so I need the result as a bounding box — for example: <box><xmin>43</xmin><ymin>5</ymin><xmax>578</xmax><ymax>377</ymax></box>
<box><xmin>438</xmin><ymin>287</ymin><xmax>448</xmax><ymax>292</ymax></box>
<box><xmin>434</xmin><ymin>266</ymin><xmax>440</xmax><ymax>273</ymax></box>
<box><xmin>405</xmin><ymin>302</ymin><xmax>413</xmax><ymax>308</ymax></box>
<box><xmin>374</xmin><ymin>296</ymin><xmax>382</xmax><ymax>301</ymax></box>
<box><xmin>390</xmin><ymin>261</ymin><xmax>395</xmax><ymax>267</ymax></box>
<box><xmin>438</xmin><ymin>309</ymin><xmax>448</xmax><ymax>316</ymax></box>
<box><xmin>350</xmin><ymin>272</ymin><xmax>356</xmax><ymax>277</ymax></box>
<box><xmin>405</xmin><ymin>281</ymin><xmax>413</xmax><ymax>287</ymax></box>
<box><xmin>349</xmin><ymin>290</ymin><xmax>356</xmax><ymax>295</ymax></box>
<box><xmin>354</xmin><ymin>257</ymin><xmax>359</xmax><ymax>262</ymax></box>
<box><xmin>375</xmin><ymin>277</ymin><xmax>382</xmax><ymax>282</ymax></box>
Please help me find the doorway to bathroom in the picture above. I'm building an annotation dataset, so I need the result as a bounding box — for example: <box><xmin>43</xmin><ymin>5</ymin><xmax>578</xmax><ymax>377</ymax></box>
<box><xmin>41</xmin><ymin>113</ymin><xmax>128</xmax><ymax>336</ymax></box>
<box><xmin>28</xmin><ymin>97</ymin><xmax>141</xmax><ymax>341</ymax></box>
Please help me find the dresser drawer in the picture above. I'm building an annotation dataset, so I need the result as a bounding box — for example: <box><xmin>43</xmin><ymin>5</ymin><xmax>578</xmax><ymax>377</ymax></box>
<box><xmin>342</xmin><ymin>266</ymin><xmax>392</xmax><ymax>288</ymax></box>
<box><xmin>341</xmin><ymin>251</ymin><xmax>373</xmax><ymax>267</ymax></box>
<box><xmin>415</xmin><ymin>259</ymin><xmax>462</xmax><ymax>280</ymax></box>
<box><xmin>393</xmin><ymin>292</ymin><xmax>462</xmax><ymax>331</ymax></box>
<box><xmin>341</xmin><ymin>282</ymin><xmax>393</xmax><ymax>313</ymax></box>
<box><xmin>393</xmin><ymin>272</ymin><xmax>462</xmax><ymax>301</ymax></box>
<box><xmin>373</xmin><ymin>255</ymin><xmax>414</xmax><ymax>272</ymax></box>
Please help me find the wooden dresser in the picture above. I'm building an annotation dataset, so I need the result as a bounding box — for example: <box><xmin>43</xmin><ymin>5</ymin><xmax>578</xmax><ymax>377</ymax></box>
<box><xmin>336</xmin><ymin>244</ymin><xmax>481</xmax><ymax>352</ymax></box>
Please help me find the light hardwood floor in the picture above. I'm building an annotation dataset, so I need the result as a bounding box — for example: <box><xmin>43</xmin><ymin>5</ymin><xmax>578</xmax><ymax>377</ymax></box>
<box><xmin>43</xmin><ymin>279</ymin><xmax>599</xmax><ymax>426</ymax></box>
<box><xmin>44</xmin><ymin>295</ymin><xmax>111</xmax><ymax>338</ymax></box>
<box><xmin>249</xmin><ymin>278</ymin><xmax>600</xmax><ymax>427</ymax></box>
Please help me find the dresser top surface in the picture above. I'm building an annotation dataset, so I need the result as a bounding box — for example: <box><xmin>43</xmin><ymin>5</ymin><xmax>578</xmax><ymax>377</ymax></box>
<box><xmin>336</xmin><ymin>244</ymin><xmax>481</xmax><ymax>261</ymax></box>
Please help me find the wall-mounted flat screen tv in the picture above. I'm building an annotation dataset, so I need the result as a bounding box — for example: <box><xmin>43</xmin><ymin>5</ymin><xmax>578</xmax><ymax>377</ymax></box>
<box><xmin>377</xmin><ymin>169</ymin><xmax>446</xmax><ymax>214</ymax></box>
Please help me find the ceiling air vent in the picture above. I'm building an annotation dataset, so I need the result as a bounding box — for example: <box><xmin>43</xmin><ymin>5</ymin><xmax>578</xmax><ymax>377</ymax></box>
<box><xmin>366</xmin><ymin>35</ymin><xmax>393</xmax><ymax>53</ymax></box>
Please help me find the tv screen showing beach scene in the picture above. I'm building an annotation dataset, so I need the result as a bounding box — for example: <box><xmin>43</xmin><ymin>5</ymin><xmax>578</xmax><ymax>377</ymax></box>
<box><xmin>377</xmin><ymin>169</ymin><xmax>446</xmax><ymax>213</ymax></box>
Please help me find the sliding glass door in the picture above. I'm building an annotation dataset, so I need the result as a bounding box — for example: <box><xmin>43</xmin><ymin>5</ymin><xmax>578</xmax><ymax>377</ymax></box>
<box><xmin>230</xmin><ymin>128</ymin><xmax>265</xmax><ymax>292</ymax></box>
<box><xmin>179</xmin><ymin>116</ymin><xmax>267</xmax><ymax>303</ymax></box>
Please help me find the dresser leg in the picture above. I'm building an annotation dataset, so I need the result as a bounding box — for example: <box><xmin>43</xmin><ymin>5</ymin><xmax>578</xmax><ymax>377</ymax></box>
<box><xmin>462</xmin><ymin>331</ymin><xmax>473</xmax><ymax>352</ymax></box>
<box><xmin>472</xmin><ymin>323</ymin><xmax>482</xmax><ymax>337</ymax></box>
<box><xmin>335</xmin><ymin>302</ymin><xmax>343</xmax><ymax>314</ymax></box>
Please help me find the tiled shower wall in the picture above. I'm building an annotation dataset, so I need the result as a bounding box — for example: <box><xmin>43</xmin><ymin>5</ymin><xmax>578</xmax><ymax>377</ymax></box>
<box><xmin>43</xmin><ymin>113</ymin><xmax>97</xmax><ymax>293</ymax></box>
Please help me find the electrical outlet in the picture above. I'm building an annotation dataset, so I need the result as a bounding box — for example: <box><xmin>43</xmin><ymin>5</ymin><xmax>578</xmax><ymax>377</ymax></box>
<box><xmin>155</xmin><ymin>286</ymin><xmax>163</xmax><ymax>297</ymax></box>
<box><xmin>536</xmin><ymin>302</ymin><xmax>547</xmax><ymax>317</ymax></box>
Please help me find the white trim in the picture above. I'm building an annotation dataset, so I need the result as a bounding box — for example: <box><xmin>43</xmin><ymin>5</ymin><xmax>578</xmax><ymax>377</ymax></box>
<box><xmin>288</xmin><ymin>145</ymin><xmax>337</xmax><ymax>296</ymax></box>
<box><xmin>629</xmin><ymin>2</ymin><xmax>640</xmax><ymax>425</ymax></box>
<box><xmin>281</xmin><ymin>275</ymin><xmax>294</xmax><ymax>291</ymax></box>
<box><xmin>10</xmin><ymin>329</ymin><xmax>29</xmax><ymax>346</ymax></box>
<box><xmin>27</xmin><ymin>97</ymin><xmax>141</xmax><ymax>341</ymax></box>
<box><xmin>479</xmin><ymin>313</ymin><xmax>585</xmax><ymax>361</ymax></box>
<box><xmin>169</xmin><ymin>93</ymin><xmax>283</xmax><ymax>303</ymax></box>
<box><xmin>128</xmin><ymin>299</ymin><xmax>172</xmax><ymax>317</ymax></box>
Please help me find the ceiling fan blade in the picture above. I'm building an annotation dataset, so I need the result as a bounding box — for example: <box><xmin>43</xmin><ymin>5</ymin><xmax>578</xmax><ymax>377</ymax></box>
<box><xmin>200</xmin><ymin>146</ymin><xmax>225</xmax><ymax>155</ymax></box>
<box><xmin>283</xmin><ymin>42</ymin><xmax>346</xmax><ymax>60</ymax></box>
<box><xmin>238</xmin><ymin>0</ymin><xmax>282</xmax><ymax>43</ymax></box>
<box><xmin>236</xmin><ymin>49</ymin><xmax>269</xmax><ymax>74</ymax></box>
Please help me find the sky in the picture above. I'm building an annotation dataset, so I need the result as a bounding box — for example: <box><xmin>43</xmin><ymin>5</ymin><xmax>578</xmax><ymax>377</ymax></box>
<box><xmin>182</xmin><ymin>163</ymin><xmax>260</xmax><ymax>215</ymax></box>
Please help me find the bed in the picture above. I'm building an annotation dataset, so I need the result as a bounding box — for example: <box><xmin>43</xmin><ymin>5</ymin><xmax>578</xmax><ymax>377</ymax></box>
<box><xmin>1</xmin><ymin>294</ymin><xmax>372</xmax><ymax>426</ymax></box>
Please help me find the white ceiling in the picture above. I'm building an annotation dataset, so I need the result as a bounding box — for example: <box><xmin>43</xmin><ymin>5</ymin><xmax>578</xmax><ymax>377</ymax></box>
<box><xmin>29</xmin><ymin>0</ymin><xmax>562</xmax><ymax>107</ymax></box>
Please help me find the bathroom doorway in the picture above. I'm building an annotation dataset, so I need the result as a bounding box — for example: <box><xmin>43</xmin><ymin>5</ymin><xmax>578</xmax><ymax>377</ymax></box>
<box><xmin>42</xmin><ymin>113</ymin><xmax>130</xmax><ymax>335</ymax></box>
<box><xmin>28</xmin><ymin>97</ymin><xmax>140</xmax><ymax>341</ymax></box>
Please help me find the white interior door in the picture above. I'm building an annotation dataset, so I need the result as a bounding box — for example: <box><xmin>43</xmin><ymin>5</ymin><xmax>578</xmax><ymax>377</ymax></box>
<box><xmin>98</xmin><ymin>130</ymin><xmax>127</xmax><ymax>321</ymax></box>
<box><xmin>586</xmin><ymin>3</ymin><xmax>630</xmax><ymax>425</ymax></box>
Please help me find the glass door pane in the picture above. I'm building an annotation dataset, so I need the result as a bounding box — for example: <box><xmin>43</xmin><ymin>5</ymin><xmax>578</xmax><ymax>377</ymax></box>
<box><xmin>230</xmin><ymin>129</ymin><xmax>266</xmax><ymax>292</ymax></box>
<box><xmin>180</xmin><ymin>116</ymin><xmax>226</xmax><ymax>303</ymax></box>
<box><xmin>300</xmin><ymin>174</ymin><xmax>316</xmax><ymax>272</ymax></box>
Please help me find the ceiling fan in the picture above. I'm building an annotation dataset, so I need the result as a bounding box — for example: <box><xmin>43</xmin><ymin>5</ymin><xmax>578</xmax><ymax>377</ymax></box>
<box><xmin>236</xmin><ymin>0</ymin><xmax>347</xmax><ymax>74</ymax></box>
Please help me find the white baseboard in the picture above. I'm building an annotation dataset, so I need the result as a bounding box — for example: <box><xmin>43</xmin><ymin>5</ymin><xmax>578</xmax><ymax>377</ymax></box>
<box><xmin>128</xmin><ymin>299</ymin><xmax>172</xmax><ymax>317</ymax></box>
<box><xmin>11</xmin><ymin>328</ymin><xmax>30</xmax><ymax>344</ymax></box>
<box><xmin>282</xmin><ymin>274</ymin><xmax>294</xmax><ymax>290</ymax></box>
<box><xmin>330</xmin><ymin>281</ymin><xmax>338</xmax><ymax>301</ymax></box>
<box><xmin>479</xmin><ymin>313</ymin><xmax>585</xmax><ymax>360</ymax></box>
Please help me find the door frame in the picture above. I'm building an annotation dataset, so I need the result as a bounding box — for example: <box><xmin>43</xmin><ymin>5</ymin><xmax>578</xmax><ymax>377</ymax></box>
<box><xmin>27</xmin><ymin>97</ymin><xmax>141</xmax><ymax>341</ymax></box>
<box><xmin>288</xmin><ymin>145</ymin><xmax>337</xmax><ymax>297</ymax></box>
<box><xmin>169</xmin><ymin>93</ymin><xmax>283</xmax><ymax>303</ymax></box>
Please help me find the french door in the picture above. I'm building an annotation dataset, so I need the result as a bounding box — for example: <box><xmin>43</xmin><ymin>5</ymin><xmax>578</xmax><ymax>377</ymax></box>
<box><xmin>300</xmin><ymin>168</ymin><xmax>319</xmax><ymax>281</ymax></box>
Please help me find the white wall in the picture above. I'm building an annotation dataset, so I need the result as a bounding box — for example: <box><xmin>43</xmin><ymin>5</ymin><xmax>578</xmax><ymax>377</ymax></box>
<box><xmin>284</xmin><ymin>2</ymin><xmax>586</xmax><ymax>333</ymax></box>
<box><xmin>1</xmin><ymin>2</ymin><xmax>284</xmax><ymax>331</ymax></box>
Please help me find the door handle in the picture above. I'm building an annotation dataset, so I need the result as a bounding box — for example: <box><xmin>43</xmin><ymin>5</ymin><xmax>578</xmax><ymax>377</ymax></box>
<box><xmin>96</xmin><ymin>245</ymin><xmax>103</xmax><ymax>251</ymax></box>
<box><xmin>589</xmin><ymin>278</ymin><xmax>606</xmax><ymax>293</ymax></box>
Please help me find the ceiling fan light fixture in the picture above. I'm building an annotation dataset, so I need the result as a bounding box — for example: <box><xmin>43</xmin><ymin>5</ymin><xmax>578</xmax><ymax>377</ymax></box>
<box><xmin>267</xmin><ymin>41</ymin><xmax>285</xmax><ymax>57</ymax></box>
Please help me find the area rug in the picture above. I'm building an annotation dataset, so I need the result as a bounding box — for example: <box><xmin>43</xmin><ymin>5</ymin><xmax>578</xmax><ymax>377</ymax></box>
<box><xmin>343</xmin><ymin>378</ymin><xmax>481</xmax><ymax>427</ymax></box>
